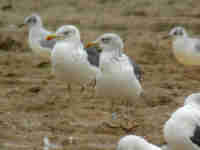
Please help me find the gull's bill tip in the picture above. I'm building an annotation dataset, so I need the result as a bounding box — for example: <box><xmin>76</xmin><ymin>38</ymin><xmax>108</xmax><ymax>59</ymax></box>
<box><xmin>85</xmin><ymin>42</ymin><xmax>102</xmax><ymax>52</ymax></box>
<box><xmin>85</xmin><ymin>41</ymin><xmax>98</xmax><ymax>48</ymax></box>
<box><xmin>46</xmin><ymin>34</ymin><xmax>57</xmax><ymax>41</ymax></box>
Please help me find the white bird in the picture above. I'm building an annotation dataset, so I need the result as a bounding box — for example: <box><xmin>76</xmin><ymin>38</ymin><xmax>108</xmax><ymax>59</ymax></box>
<box><xmin>160</xmin><ymin>144</ymin><xmax>171</xmax><ymax>150</ymax></box>
<box><xmin>166</xmin><ymin>26</ymin><xmax>200</xmax><ymax>66</ymax></box>
<box><xmin>86</xmin><ymin>33</ymin><xmax>143</xmax><ymax>109</ymax></box>
<box><xmin>23</xmin><ymin>13</ymin><xmax>56</xmax><ymax>59</ymax></box>
<box><xmin>164</xmin><ymin>93</ymin><xmax>200</xmax><ymax>150</ymax></box>
<box><xmin>117</xmin><ymin>135</ymin><xmax>161</xmax><ymax>150</ymax></box>
<box><xmin>45</xmin><ymin>25</ymin><xmax>100</xmax><ymax>92</ymax></box>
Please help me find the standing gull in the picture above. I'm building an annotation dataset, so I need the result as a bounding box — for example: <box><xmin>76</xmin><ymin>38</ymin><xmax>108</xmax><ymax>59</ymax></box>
<box><xmin>23</xmin><ymin>13</ymin><xmax>56</xmax><ymax>59</ymax></box>
<box><xmin>164</xmin><ymin>93</ymin><xmax>200</xmax><ymax>150</ymax></box>
<box><xmin>46</xmin><ymin>25</ymin><xmax>100</xmax><ymax>93</ymax></box>
<box><xmin>165</xmin><ymin>26</ymin><xmax>200</xmax><ymax>66</ymax></box>
<box><xmin>117</xmin><ymin>135</ymin><xmax>161</xmax><ymax>150</ymax></box>
<box><xmin>86</xmin><ymin>33</ymin><xmax>143</xmax><ymax>110</ymax></box>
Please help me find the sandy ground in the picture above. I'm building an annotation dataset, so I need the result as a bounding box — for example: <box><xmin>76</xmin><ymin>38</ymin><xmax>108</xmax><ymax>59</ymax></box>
<box><xmin>1</xmin><ymin>0</ymin><xmax>200</xmax><ymax>150</ymax></box>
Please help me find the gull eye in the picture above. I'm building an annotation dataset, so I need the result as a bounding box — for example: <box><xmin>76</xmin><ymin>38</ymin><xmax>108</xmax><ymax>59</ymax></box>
<box><xmin>174</xmin><ymin>31</ymin><xmax>178</xmax><ymax>35</ymax></box>
<box><xmin>63</xmin><ymin>31</ymin><xmax>70</xmax><ymax>35</ymax></box>
<box><xmin>102</xmin><ymin>38</ymin><xmax>110</xmax><ymax>43</ymax></box>
<box><xmin>29</xmin><ymin>17</ymin><xmax>37</xmax><ymax>24</ymax></box>
<box><xmin>179</xmin><ymin>30</ymin><xmax>183</xmax><ymax>36</ymax></box>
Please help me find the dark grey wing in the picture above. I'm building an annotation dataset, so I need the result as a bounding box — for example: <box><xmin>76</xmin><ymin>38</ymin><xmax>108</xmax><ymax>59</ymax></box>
<box><xmin>190</xmin><ymin>125</ymin><xmax>200</xmax><ymax>147</ymax></box>
<box><xmin>128</xmin><ymin>56</ymin><xmax>142</xmax><ymax>81</ymax></box>
<box><xmin>85</xmin><ymin>47</ymin><xmax>100</xmax><ymax>67</ymax></box>
<box><xmin>39</xmin><ymin>39</ymin><xmax>57</xmax><ymax>50</ymax></box>
<box><xmin>195</xmin><ymin>41</ymin><xmax>200</xmax><ymax>52</ymax></box>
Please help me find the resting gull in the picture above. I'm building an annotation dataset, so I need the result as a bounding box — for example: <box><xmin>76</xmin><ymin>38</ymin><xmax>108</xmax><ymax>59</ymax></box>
<box><xmin>164</xmin><ymin>93</ymin><xmax>200</xmax><ymax>150</ymax></box>
<box><xmin>117</xmin><ymin>135</ymin><xmax>161</xmax><ymax>150</ymax></box>
<box><xmin>46</xmin><ymin>25</ymin><xmax>100</xmax><ymax>93</ymax></box>
<box><xmin>165</xmin><ymin>26</ymin><xmax>200</xmax><ymax>66</ymax></box>
<box><xmin>86</xmin><ymin>33</ymin><xmax>143</xmax><ymax>110</ymax></box>
<box><xmin>23</xmin><ymin>13</ymin><xmax>56</xmax><ymax>59</ymax></box>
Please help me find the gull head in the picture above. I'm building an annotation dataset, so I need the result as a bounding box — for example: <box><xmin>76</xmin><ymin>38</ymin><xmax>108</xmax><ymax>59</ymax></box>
<box><xmin>46</xmin><ymin>25</ymin><xmax>80</xmax><ymax>42</ymax></box>
<box><xmin>86</xmin><ymin>33</ymin><xmax>124</xmax><ymax>53</ymax></box>
<box><xmin>24</xmin><ymin>13</ymin><xmax>42</xmax><ymax>28</ymax></box>
<box><xmin>168</xmin><ymin>26</ymin><xmax>188</xmax><ymax>38</ymax></box>
<box><xmin>184</xmin><ymin>93</ymin><xmax>200</xmax><ymax>108</ymax></box>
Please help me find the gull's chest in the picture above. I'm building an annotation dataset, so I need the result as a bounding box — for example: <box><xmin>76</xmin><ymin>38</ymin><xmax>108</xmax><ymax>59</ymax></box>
<box><xmin>100</xmin><ymin>54</ymin><xmax>121</xmax><ymax>73</ymax></box>
<box><xmin>173</xmin><ymin>38</ymin><xmax>200</xmax><ymax>65</ymax></box>
<box><xmin>52</xmin><ymin>43</ymin><xmax>85</xmax><ymax>63</ymax></box>
<box><xmin>173</xmin><ymin>38</ymin><xmax>190</xmax><ymax>52</ymax></box>
<box><xmin>29</xmin><ymin>28</ymin><xmax>46</xmax><ymax>45</ymax></box>
<box><xmin>100</xmin><ymin>53</ymin><xmax>130</xmax><ymax>75</ymax></box>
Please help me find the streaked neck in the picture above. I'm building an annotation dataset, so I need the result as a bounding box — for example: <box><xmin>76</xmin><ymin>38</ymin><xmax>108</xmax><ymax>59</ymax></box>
<box><xmin>103</xmin><ymin>47</ymin><xmax>123</xmax><ymax>57</ymax></box>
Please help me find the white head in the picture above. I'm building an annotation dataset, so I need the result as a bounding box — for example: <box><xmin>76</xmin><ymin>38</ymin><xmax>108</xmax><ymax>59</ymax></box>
<box><xmin>184</xmin><ymin>93</ymin><xmax>200</xmax><ymax>108</ymax></box>
<box><xmin>168</xmin><ymin>26</ymin><xmax>188</xmax><ymax>38</ymax></box>
<box><xmin>117</xmin><ymin>135</ymin><xmax>161</xmax><ymax>150</ymax></box>
<box><xmin>24</xmin><ymin>13</ymin><xmax>42</xmax><ymax>28</ymax></box>
<box><xmin>46</xmin><ymin>25</ymin><xmax>80</xmax><ymax>43</ymax></box>
<box><xmin>86</xmin><ymin>33</ymin><xmax>124</xmax><ymax>56</ymax></box>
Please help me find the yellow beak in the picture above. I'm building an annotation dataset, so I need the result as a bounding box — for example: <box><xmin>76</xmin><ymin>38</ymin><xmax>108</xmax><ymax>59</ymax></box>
<box><xmin>85</xmin><ymin>41</ymin><xmax>102</xmax><ymax>52</ymax></box>
<box><xmin>85</xmin><ymin>41</ymin><xmax>99</xmax><ymax>48</ymax></box>
<box><xmin>46</xmin><ymin>34</ymin><xmax>58</xmax><ymax>41</ymax></box>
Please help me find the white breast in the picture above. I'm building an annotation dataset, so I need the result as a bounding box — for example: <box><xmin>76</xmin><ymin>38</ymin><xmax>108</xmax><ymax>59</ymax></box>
<box><xmin>173</xmin><ymin>37</ymin><xmax>200</xmax><ymax>65</ymax></box>
<box><xmin>96</xmin><ymin>52</ymin><xmax>142</xmax><ymax>99</ymax></box>
<box><xmin>51</xmin><ymin>41</ymin><xmax>98</xmax><ymax>85</ymax></box>
<box><xmin>28</xmin><ymin>27</ymin><xmax>51</xmax><ymax>58</ymax></box>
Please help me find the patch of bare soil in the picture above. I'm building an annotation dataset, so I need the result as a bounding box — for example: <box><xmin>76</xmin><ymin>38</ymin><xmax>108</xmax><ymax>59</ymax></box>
<box><xmin>0</xmin><ymin>0</ymin><xmax>200</xmax><ymax>150</ymax></box>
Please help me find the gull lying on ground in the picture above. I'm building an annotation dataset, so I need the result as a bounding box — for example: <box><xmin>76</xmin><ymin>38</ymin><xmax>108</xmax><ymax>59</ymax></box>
<box><xmin>165</xmin><ymin>26</ymin><xmax>200</xmax><ymax>66</ymax></box>
<box><xmin>164</xmin><ymin>93</ymin><xmax>200</xmax><ymax>150</ymax></box>
<box><xmin>86</xmin><ymin>33</ymin><xmax>143</xmax><ymax>110</ymax></box>
<box><xmin>46</xmin><ymin>25</ymin><xmax>100</xmax><ymax>93</ymax></box>
<box><xmin>117</xmin><ymin>135</ymin><xmax>161</xmax><ymax>150</ymax></box>
<box><xmin>23</xmin><ymin>13</ymin><xmax>56</xmax><ymax>59</ymax></box>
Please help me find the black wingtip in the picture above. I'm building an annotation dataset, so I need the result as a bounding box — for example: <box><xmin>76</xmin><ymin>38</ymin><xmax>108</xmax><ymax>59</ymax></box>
<box><xmin>190</xmin><ymin>125</ymin><xmax>200</xmax><ymax>147</ymax></box>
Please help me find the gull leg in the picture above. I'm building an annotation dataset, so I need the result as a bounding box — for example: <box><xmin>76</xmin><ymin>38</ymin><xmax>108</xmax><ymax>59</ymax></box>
<box><xmin>127</xmin><ymin>99</ymin><xmax>130</xmax><ymax>120</ymax></box>
<box><xmin>80</xmin><ymin>85</ymin><xmax>85</xmax><ymax>93</ymax></box>
<box><xmin>67</xmin><ymin>84</ymin><xmax>72</xmax><ymax>93</ymax></box>
<box><xmin>87</xmin><ymin>79</ymin><xmax>96</xmax><ymax>98</ymax></box>
<box><xmin>91</xmin><ymin>79</ymin><xmax>96</xmax><ymax>89</ymax></box>
<box><xmin>110</xmin><ymin>99</ymin><xmax>115</xmax><ymax>113</ymax></box>
<box><xmin>65</xmin><ymin>84</ymin><xmax>72</xmax><ymax>101</ymax></box>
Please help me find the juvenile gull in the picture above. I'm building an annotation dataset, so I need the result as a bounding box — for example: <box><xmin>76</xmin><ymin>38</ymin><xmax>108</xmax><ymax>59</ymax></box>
<box><xmin>117</xmin><ymin>135</ymin><xmax>161</xmax><ymax>150</ymax></box>
<box><xmin>86</xmin><ymin>33</ymin><xmax>143</xmax><ymax>110</ymax></box>
<box><xmin>166</xmin><ymin>26</ymin><xmax>200</xmax><ymax>66</ymax></box>
<box><xmin>46</xmin><ymin>25</ymin><xmax>100</xmax><ymax>92</ymax></box>
<box><xmin>24</xmin><ymin>13</ymin><xmax>56</xmax><ymax>59</ymax></box>
<box><xmin>164</xmin><ymin>93</ymin><xmax>200</xmax><ymax>150</ymax></box>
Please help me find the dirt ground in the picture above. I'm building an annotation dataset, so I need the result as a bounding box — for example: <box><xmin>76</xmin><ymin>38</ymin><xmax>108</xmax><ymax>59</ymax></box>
<box><xmin>0</xmin><ymin>0</ymin><xmax>200</xmax><ymax>150</ymax></box>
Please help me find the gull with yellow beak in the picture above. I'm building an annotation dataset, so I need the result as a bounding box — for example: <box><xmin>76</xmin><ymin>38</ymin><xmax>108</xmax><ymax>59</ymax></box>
<box><xmin>165</xmin><ymin>26</ymin><xmax>200</xmax><ymax>66</ymax></box>
<box><xmin>46</xmin><ymin>25</ymin><xmax>100</xmax><ymax>93</ymax></box>
<box><xmin>23</xmin><ymin>13</ymin><xmax>56</xmax><ymax>59</ymax></box>
<box><xmin>86</xmin><ymin>33</ymin><xmax>143</xmax><ymax>111</ymax></box>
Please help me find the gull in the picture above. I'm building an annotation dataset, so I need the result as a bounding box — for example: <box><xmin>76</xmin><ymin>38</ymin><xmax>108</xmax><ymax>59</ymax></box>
<box><xmin>45</xmin><ymin>25</ymin><xmax>100</xmax><ymax>93</ymax></box>
<box><xmin>117</xmin><ymin>135</ymin><xmax>161</xmax><ymax>150</ymax></box>
<box><xmin>165</xmin><ymin>26</ymin><xmax>200</xmax><ymax>66</ymax></box>
<box><xmin>23</xmin><ymin>13</ymin><xmax>56</xmax><ymax>59</ymax></box>
<box><xmin>86</xmin><ymin>33</ymin><xmax>143</xmax><ymax>111</ymax></box>
<box><xmin>164</xmin><ymin>93</ymin><xmax>200</xmax><ymax>150</ymax></box>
